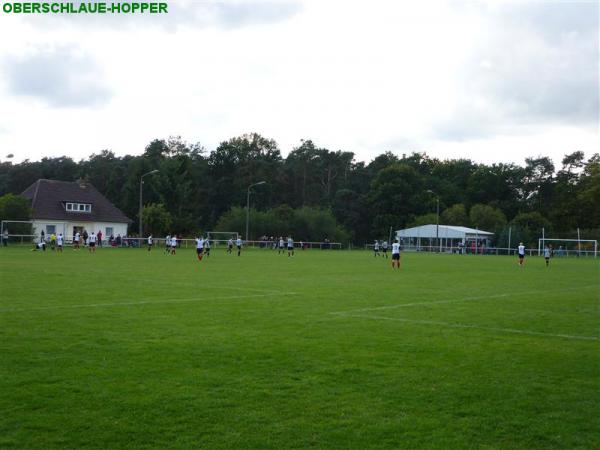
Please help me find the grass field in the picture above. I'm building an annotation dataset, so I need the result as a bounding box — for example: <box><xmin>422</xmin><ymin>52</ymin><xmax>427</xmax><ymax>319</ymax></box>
<box><xmin>1</xmin><ymin>246</ymin><xmax>598</xmax><ymax>449</ymax></box>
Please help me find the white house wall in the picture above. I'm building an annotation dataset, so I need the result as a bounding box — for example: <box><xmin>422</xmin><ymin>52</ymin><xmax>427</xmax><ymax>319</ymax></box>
<box><xmin>32</xmin><ymin>220</ymin><xmax>128</xmax><ymax>242</ymax></box>
<box><xmin>32</xmin><ymin>220</ymin><xmax>68</xmax><ymax>239</ymax></box>
<box><xmin>92</xmin><ymin>222</ymin><xmax>128</xmax><ymax>239</ymax></box>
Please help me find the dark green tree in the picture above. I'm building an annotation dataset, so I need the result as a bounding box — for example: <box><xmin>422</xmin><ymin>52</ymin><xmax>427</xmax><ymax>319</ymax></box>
<box><xmin>510</xmin><ymin>211</ymin><xmax>552</xmax><ymax>247</ymax></box>
<box><xmin>469</xmin><ymin>204</ymin><xmax>507</xmax><ymax>233</ymax></box>
<box><xmin>141</xmin><ymin>203</ymin><xmax>173</xmax><ymax>236</ymax></box>
<box><xmin>369</xmin><ymin>163</ymin><xmax>424</xmax><ymax>235</ymax></box>
<box><xmin>523</xmin><ymin>156</ymin><xmax>555</xmax><ymax>211</ymax></box>
<box><xmin>408</xmin><ymin>213</ymin><xmax>439</xmax><ymax>227</ymax></box>
<box><xmin>0</xmin><ymin>193</ymin><xmax>33</xmax><ymax>234</ymax></box>
<box><xmin>441</xmin><ymin>204</ymin><xmax>469</xmax><ymax>226</ymax></box>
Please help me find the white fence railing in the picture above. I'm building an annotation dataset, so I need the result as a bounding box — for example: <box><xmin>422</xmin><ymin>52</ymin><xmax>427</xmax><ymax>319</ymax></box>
<box><xmin>364</xmin><ymin>243</ymin><xmax>597</xmax><ymax>258</ymax></box>
<box><xmin>119</xmin><ymin>238</ymin><xmax>343</xmax><ymax>250</ymax></box>
<box><xmin>0</xmin><ymin>235</ymin><xmax>342</xmax><ymax>250</ymax></box>
<box><xmin>2</xmin><ymin>234</ymin><xmax>596</xmax><ymax>257</ymax></box>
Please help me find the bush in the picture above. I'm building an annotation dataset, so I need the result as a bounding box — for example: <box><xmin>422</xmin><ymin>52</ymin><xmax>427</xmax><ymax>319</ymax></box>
<box><xmin>141</xmin><ymin>203</ymin><xmax>173</xmax><ymax>236</ymax></box>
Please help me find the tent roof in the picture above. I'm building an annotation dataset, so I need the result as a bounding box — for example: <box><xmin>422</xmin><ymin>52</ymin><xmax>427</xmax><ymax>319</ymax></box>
<box><xmin>396</xmin><ymin>224</ymin><xmax>493</xmax><ymax>239</ymax></box>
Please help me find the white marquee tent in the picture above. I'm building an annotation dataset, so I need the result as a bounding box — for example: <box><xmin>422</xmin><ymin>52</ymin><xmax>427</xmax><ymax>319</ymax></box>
<box><xmin>395</xmin><ymin>224</ymin><xmax>493</xmax><ymax>252</ymax></box>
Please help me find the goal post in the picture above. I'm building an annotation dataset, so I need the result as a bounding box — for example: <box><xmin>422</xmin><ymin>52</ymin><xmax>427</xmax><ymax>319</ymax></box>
<box><xmin>1</xmin><ymin>220</ymin><xmax>36</xmax><ymax>245</ymax></box>
<box><xmin>538</xmin><ymin>238</ymin><xmax>598</xmax><ymax>258</ymax></box>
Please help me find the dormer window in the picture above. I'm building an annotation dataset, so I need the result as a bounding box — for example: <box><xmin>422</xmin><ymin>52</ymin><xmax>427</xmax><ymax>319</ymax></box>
<box><xmin>66</xmin><ymin>202</ymin><xmax>91</xmax><ymax>213</ymax></box>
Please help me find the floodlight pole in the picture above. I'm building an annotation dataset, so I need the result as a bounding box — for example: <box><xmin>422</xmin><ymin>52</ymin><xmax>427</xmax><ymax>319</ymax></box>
<box><xmin>426</xmin><ymin>190</ymin><xmax>440</xmax><ymax>252</ymax></box>
<box><xmin>246</xmin><ymin>181</ymin><xmax>266</xmax><ymax>242</ymax></box>
<box><xmin>436</xmin><ymin>196</ymin><xmax>440</xmax><ymax>252</ymax></box>
<box><xmin>139</xmin><ymin>170</ymin><xmax>159</xmax><ymax>238</ymax></box>
<box><xmin>540</xmin><ymin>227</ymin><xmax>545</xmax><ymax>256</ymax></box>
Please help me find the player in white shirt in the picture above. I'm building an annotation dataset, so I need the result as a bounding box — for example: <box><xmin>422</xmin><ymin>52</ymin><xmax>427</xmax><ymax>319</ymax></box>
<box><xmin>287</xmin><ymin>236</ymin><xmax>294</xmax><ymax>257</ymax></box>
<box><xmin>278</xmin><ymin>237</ymin><xmax>285</xmax><ymax>255</ymax></box>
<box><xmin>31</xmin><ymin>241</ymin><xmax>46</xmax><ymax>252</ymax></box>
<box><xmin>204</xmin><ymin>237</ymin><xmax>211</xmax><ymax>257</ymax></box>
<box><xmin>74</xmin><ymin>231</ymin><xmax>81</xmax><ymax>250</ymax></box>
<box><xmin>236</xmin><ymin>237</ymin><xmax>243</xmax><ymax>256</ymax></box>
<box><xmin>147</xmin><ymin>235</ymin><xmax>153</xmax><ymax>252</ymax></box>
<box><xmin>543</xmin><ymin>245</ymin><xmax>551</xmax><ymax>267</ymax></box>
<box><xmin>382</xmin><ymin>240</ymin><xmax>388</xmax><ymax>258</ymax></box>
<box><xmin>517</xmin><ymin>242</ymin><xmax>525</xmax><ymax>267</ymax></box>
<box><xmin>165</xmin><ymin>235</ymin><xmax>171</xmax><ymax>254</ymax></box>
<box><xmin>88</xmin><ymin>232</ymin><xmax>97</xmax><ymax>253</ymax></box>
<box><xmin>391</xmin><ymin>239</ymin><xmax>401</xmax><ymax>270</ymax></box>
<box><xmin>373</xmin><ymin>240</ymin><xmax>380</xmax><ymax>257</ymax></box>
<box><xmin>57</xmin><ymin>233</ymin><xmax>64</xmax><ymax>253</ymax></box>
<box><xmin>227</xmin><ymin>238</ymin><xmax>233</xmax><ymax>254</ymax></box>
<box><xmin>195</xmin><ymin>236</ymin><xmax>204</xmax><ymax>261</ymax></box>
<box><xmin>170</xmin><ymin>235</ymin><xmax>178</xmax><ymax>255</ymax></box>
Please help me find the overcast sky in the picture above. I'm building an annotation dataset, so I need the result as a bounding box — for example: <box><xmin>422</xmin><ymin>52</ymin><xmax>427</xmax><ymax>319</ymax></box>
<box><xmin>0</xmin><ymin>0</ymin><xmax>598</xmax><ymax>166</ymax></box>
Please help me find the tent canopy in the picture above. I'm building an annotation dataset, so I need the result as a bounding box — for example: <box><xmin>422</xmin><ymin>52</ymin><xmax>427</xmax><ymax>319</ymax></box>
<box><xmin>396</xmin><ymin>224</ymin><xmax>493</xmax><ymax>240</ymax></box>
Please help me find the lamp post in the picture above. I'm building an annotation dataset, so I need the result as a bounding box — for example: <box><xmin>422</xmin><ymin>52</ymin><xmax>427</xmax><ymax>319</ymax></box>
<box><xmin>139</xmin><ymin>170</ymin><xmax>159</xmax><ymax>238</ymax></box>
<box><xmin>246</xmin><ymin>181</ymin><xmax>266</xmax><ymax>241</ymax></box>
<box><xmin>426</xmin><ymin>190</ymin><xmax>440</xmax><ymax>252</ymax></box>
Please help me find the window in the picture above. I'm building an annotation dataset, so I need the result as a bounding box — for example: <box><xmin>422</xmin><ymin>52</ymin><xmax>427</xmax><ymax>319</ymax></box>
<box><xmin>65</xmin><ymin>202</ymin><xmax>92</xmax><ymax>213</ymax></box>
<box><xmin>106</xmin><ymin>227</ymin><xmax>114</xmax><ymax>237</ymax></box>
<box><xmin>46</xmin><ymin>225</ymin><xmax>56</xmax><ymax>235</ymax></box>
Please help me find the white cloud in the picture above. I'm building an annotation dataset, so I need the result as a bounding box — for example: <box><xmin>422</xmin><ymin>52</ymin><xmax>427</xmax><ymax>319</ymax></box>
<box><xmin>3</xmin><ymin>46</ymin><xmax>112</xmax><ymax>107</ymax></box>
<box><xmin>0</xmin><ymin>0</ymin><xmax>597</xmax><ymax>165</ymax></box>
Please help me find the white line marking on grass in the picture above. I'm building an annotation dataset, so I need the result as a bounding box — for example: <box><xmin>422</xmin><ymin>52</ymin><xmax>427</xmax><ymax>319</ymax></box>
<box><xmin>138</xmin><ymin>279</ymin><xmax>292</xmax><ymax>295</ymax></box>
<box><xmin>329</xmin><ymin>285</ymin><xmax>599</xmax><ymax>315</ymax></box>
<box><xmin>338</xmin><ymin>314</ymin><xmax>600</xmax><ymax>342</ymax></box>
<box><xmin>330</xmin><ymin>293</ymin><xmax>510</xmax><ymax>314</ymax></box>
<box><xmin>0</xmin><ymin>292</ymin><xmax>299</xmax><ymax>312</ymax></box>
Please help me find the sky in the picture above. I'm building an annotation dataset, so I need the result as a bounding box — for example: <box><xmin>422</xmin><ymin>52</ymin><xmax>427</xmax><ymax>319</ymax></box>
<box><xmin>0</xmin><ymin>0</ymin><xmax>598</xmax><ymax>166</ymax></box>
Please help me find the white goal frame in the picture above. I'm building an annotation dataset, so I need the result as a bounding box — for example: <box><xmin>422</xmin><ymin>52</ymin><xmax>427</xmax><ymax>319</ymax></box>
<box><xmin>1</xmin><ymin>220</ymin><xmax>36</xmax><ymax>244</ymax></box>
<box><xmin>538</xmin><ymin>238</ymin><xmax>597</xmax><ymax>258</ymax></box>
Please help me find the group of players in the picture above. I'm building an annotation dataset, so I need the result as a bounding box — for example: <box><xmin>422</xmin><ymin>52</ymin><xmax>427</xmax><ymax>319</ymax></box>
<box><xmin>518</xmin><ymin>242</ymin><xmax>554</xmax><ymax>268</ymax></box>
<box><xmin>146</xmin><ymin>234</ymin><xmax>299</xmax><ymax>261</ymax></box>
<box><xmin>275</xmin><ymin>236</ymin><xmax>296</xmax><ymax>256</ymax></box>
<box><xmin>372</xmin><ymin>240</ymin><xmax>390</xmax><ymax>258</ymax></box>
<box><xmin>372</xmin><ymin>239</ymin><xmax>401</xmax><ymax>269</ymax></box>
<box><xmin>370</xmin><ymin>239</ymin><xmax>551</xmax><ymax>270</ymax></box>
<box><xmin>32</xmin><ymin>230</ymin><xmax>98</xmax><ymax>253</ymax></box>
<box><xmin>30</xmin><ymin>231</ymin><xmax>550</xmax><ymax>270</ymax></box>
<box><xmin>147</xmin><ymin>234</ymin><xmax>245</xmax><ymax>260</ymax></box>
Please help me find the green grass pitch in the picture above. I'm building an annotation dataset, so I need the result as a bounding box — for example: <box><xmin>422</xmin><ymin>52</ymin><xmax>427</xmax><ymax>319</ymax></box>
<box><xmin>1</xmin><ymin>246</ymin><xmax>598</xmax><ymax>449</ymax></box>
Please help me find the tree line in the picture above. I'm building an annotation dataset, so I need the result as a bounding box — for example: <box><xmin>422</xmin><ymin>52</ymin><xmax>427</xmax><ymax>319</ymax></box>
<box><xmin>0</xmin><ymin>133</ymin><xmax>598</xmax><ymax>246</ymax></box>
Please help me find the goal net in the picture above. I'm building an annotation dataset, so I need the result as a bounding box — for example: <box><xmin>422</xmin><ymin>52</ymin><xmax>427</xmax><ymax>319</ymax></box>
<box><xmin>1</xmin><ymin>220</ymin><xmax>35</xmax><ymax>245</ymax></box>
<box><xmin>538</xmin><ymin>238</ymin><xmax>598</xmax><ymax>258</ymax></box>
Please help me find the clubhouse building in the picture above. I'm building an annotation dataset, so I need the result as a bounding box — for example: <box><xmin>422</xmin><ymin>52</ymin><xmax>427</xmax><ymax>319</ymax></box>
<box><xmin>396</xmin><ymin>224</ymin><xmax>494</xmax><ymax>251</ymax></box>
<box><xmin>21</xmin><ymin>179</ymin><xmax>130</xmax><ymax>241</ymax></box>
